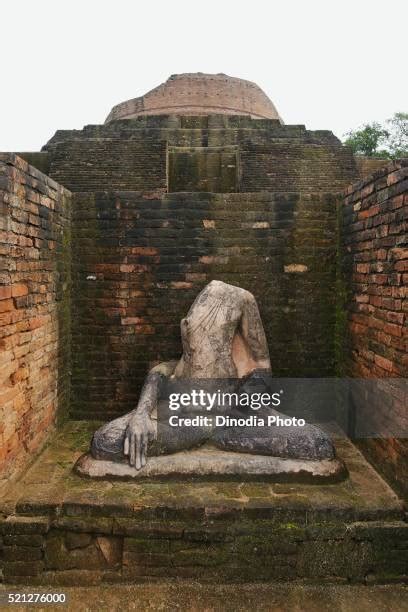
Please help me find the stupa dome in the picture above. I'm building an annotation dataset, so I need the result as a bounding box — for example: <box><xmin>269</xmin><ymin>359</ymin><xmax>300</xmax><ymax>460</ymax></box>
<box><xmin>105</xmin><ymin>73</ymin><xmax>282</xmax><ymax>123</ymax></box>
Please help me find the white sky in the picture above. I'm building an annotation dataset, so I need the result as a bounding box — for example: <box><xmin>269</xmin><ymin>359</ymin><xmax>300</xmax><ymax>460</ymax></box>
<box><xmin>1</xmin><ymin>0</ymin><xmax>406</xmax><ymax>151</ymax></box>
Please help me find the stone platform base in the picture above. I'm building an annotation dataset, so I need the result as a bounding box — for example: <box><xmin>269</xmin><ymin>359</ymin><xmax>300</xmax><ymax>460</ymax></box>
<box><xmin>0</xmin><ymin>422</ymin><xmax>406</xmax><ymax>586</ymax></box>
<box><xmin>75</xmin><ymin>447</ymin><xmax>347</xmax><ymax>483</ymax></box>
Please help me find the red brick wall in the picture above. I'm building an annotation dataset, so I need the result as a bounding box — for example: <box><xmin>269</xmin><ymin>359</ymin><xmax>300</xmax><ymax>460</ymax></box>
<box><xmin>342</xmin><ymin>159</ymin><xmax>407</xmax><ymax>498</ymax></box>
<box><xmin>105</xmin><ymin>73</ymin><xmax>282</xmax><ymax>122</ymax></box>
<box><xmin>0</xmin><ymin>154</ymin><xmax>71</xmax><ymax>485</ymax></box>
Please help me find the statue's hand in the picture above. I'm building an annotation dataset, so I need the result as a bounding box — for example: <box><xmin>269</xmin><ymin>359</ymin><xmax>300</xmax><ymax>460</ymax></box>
<box><xmin>124</xmin><ymin>413</ymin><xmax>156</xmax><ymax>470</ymax></box>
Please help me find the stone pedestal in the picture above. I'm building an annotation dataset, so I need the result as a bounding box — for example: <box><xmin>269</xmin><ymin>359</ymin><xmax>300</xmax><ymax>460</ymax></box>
<box><xmin>0</xmin><ymin>422</ymin><xmax>406</xmax><ymax>586</ymax></box>
<box><xmin>75</xmin><ymin>446</ymin><xmax>346</xmax><ymax>483</ymax></box>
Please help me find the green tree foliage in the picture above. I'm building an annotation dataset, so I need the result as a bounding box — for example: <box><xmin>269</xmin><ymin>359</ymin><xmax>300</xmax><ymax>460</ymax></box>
<box><xmin>386</xmin><ymin>112</ymin><xmax>408</xmax><ymax>158</ymax></box>
<box><xmin>344</xmin><ymin>122</ymin><xmax>389</xmax><ymax>157</ymax></box>
<box><xmin>343</xmin><ymin>113</ymin><xmax>408</xmax><ymax>159</ymax></box>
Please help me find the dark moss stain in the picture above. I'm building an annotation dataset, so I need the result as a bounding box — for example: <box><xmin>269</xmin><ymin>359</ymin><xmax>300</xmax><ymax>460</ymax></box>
<box><xmin>56</xmin><ymin>189</ymin><xmax>72</xmax><ymax>425</ymax></box>
<box><xmin>335</xmin><ymin>195</ymin><xmax>353</xmax><ymax>376</ymax></box>
<box><xmin>168</xmin><ymin>148</ymin><xmax>238</xmax><ymax>193</ymax></box>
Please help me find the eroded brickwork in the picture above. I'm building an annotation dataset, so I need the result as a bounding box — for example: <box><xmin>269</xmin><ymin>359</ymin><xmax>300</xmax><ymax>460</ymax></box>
<box><xmin>71</xmin><ymin>190</ymin><xmax>338</xmax><ymax>419</ymax></box>
<box><xmin>355</xmin><ymin>156</ymin><xmax>391</xmax><ymax>180</ymax></box>
<box><xmin>43</xmin><ymin>116</ymin><xmax>357</xmax><ymax>194</ymax></box>
<box><xmin>341</xmin><ymin>160</ymin><xmax>408</xmax><ymax>498</ymax></box>
<box><xmin>0</xmin><ymin>154</ymin><xmax>71</xmax><ymax>483</ymax></box>
<box><xmin>105</xmin><ymin>73</ymin><xmax>282</xmax><ymax>122</ymax></box>
<box><xmin>2</xmin><ymin>516</ymin><xmax>407</xmax><ymax>585</ymax></box>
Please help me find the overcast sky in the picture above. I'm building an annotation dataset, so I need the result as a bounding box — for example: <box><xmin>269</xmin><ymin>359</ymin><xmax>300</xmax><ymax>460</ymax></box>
<box><xmin>1</xmin><ymin>0</ymin><xmax>406</xmax><ymax>151</ymax></box>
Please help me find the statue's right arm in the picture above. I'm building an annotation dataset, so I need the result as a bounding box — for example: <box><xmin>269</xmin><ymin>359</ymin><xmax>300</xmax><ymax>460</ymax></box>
<box><xmin>124</xmin><ymin>361</ymin><xmax>178</xmax><ymax>469</ymax></box>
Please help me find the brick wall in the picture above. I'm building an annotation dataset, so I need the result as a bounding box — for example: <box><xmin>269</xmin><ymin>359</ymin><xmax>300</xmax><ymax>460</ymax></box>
<box><xmin>168</xmin><ymin>146</ymin><xmax>239</xmax><ymax>192</ymax></box>
<box><xmin>355</xmin><ymin>157</ymin><xmax>390</xmax><ymax>180</ymax></box>
<box><xmin>71</xmin><ymin>190</ymin><xmax>338</xmax><ymax>420</ymax></box>
<box><xmin>43</xmin><ymin>116</ymin><xmax>357</xmax><ymax>194</ymax></box>
<box><xmin>0</xmin><ymin>154</ymin><xmax>71</xmax><ymax>484</ymax></box>
<box><xmin>105</xmin><ymin>73</ymin><xmax>282</xmax><ymax>122</ymax></box>
<box><xmin>46</xmin><ymin>134</ymin><xmax>168</xmax><ymax>193</ymax></box>
<box><xmin>341</xmin><ymin>159</ymin><xmax>408</xmax><ymax>498</ymax></box>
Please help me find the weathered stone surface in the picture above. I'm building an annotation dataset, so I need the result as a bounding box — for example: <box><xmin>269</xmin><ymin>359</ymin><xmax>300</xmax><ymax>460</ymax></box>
<box><xmin>112</xmin><ymin>520</ymin><xmax>183</xmax><ymax>538</ymax></box>
<box><xmin>76</xmin><ymin>447</ymin><xmax>346</xmax><ymax>483</ymax></box>
<box><xmin>3</xmin><ymin>561</ymin><xmax>44</xmax><ymax>577</ymax></box>
<box><xmin>65</xmin><ymin>532</ymin><xmax>93</xmax><ymax>550</ymax></box>
<box><xmin>51</xmin><ymin>517</ymin><xmax>113</xmax><ymax>535</ymax></box>
<box><xmin>45</xmin><ymin>531</ymin><xmax>122</xmax><ymax>571</ymax></box>
<box><xmin>3</xmin><ymin>534</ymin><xmax>44</xmax><ymax>547</ymax></box>
<box><xmin>96</xmin><ymin>536</ymin><xmax>123</xmax><ymax>565</ymax></box>
<box><xmin>0</xmin><ymin>422</ymin><xmax>403</xmax><ymax>523</ymax></box>
<box><xmin>3</xmin><ymin>545</ymin><xmax>43</xmax><ymax>561</ymax></box>
<box><xmin>0</xmin><ymin>516</ymin><xmax>49</xmax><ymax>535</ymax></box>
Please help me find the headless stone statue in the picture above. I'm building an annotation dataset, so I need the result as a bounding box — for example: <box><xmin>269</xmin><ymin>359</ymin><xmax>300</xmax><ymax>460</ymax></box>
<box><xmin>90</xmin><ymin>281</ymin><xmax>336</xmax><ymax>472</ymax></box>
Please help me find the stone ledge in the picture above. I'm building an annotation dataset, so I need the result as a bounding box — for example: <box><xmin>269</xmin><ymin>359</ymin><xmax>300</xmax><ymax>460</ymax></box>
<box><xmin>0</xmin><ymin>421</ymin><xmax>406</xmax><ymax>585</ymax></box>
<box><xmin>74</xmin><ymin>447</ymin><xmax>347</xmax><ymax>484</ymax></box>
<box><xmin>0</xmin><ymin>422</ymin><xmax>404</xmax><ymax>523</ymax></box>
<box><xmin>1</xmin><ymin>517</ymin><xmax>407</xmax><ymax>585</ymax></box>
